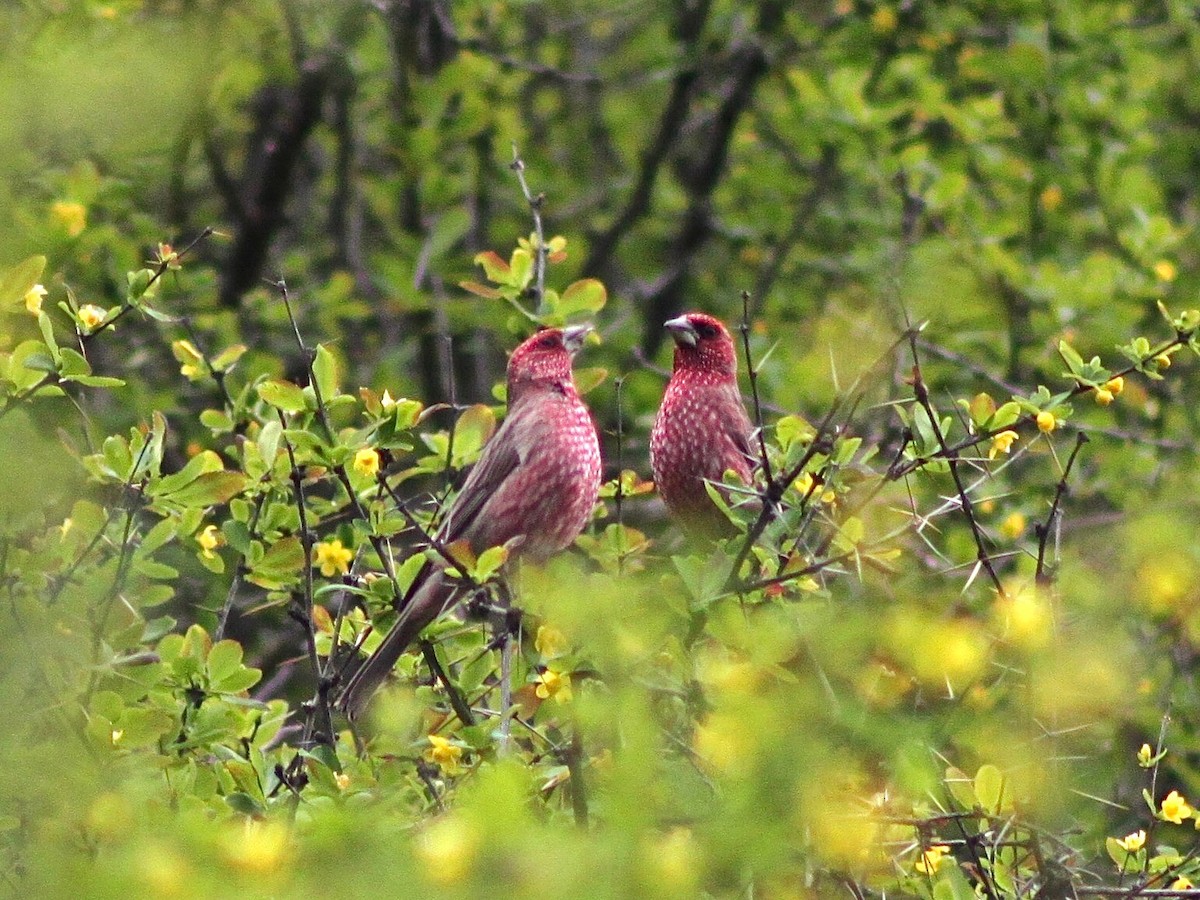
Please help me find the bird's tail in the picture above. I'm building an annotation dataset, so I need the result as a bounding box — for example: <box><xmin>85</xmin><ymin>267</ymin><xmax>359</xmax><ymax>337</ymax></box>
<box><xmin>337</xmin><ymin>567</ymin><xmax>462</xmax><ymax>721</ymax></box>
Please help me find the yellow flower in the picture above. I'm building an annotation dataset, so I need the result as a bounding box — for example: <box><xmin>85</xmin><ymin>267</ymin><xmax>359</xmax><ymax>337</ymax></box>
<box><xmin>334</xmin><ymin>772</ymin><xmax>351</xmax><ymax>791</ymax></box>
<box><xmin>1155</xmin><ymin>353</ymin><xmax>1172</xmax><ymax>370</ymax></box>
<box><xmin>353</xmin><ymin>447</ymin><xmax>381</xmax><ymax>478</ymax></box>
<box><xmin>535</xmin><ymin>668</ymin><xmax>573</xmax><ymax>703</ymax></box>
<box><xmin>50</xmin><ymin>200</ymin><xmax>87</xmax><ymax>237</ymax></box>
<box><xmin>1171</xmin><ymin>876</ymin><xmax>1194</xmax><ymax>890</ymax></box>
<box><xmin>535</xmin><ymin>624</ymin><xmax>569</xmax><ymax>659</ymax></box>
<box><xmin>1104</xmin><ymin>376</ymin><xmax>1125</xmax><ymax>396</ymax></box>
<box><xmin>988</xmin><ymin>430</ymin><xmax>1019</xmax><ymax>459</ymax></box>
<box><xmin>1115</xmin><ymin>830</ymin><xmax>1146</xmax><ymax>853</ymax></box>
<box><xmin>914</xmin><ymin>845</ymin><xmax>952</xmax><ymax>875</ymax></box>
<box><xmin>1154</xmin><ymin>259</ymin><xmax>1178</xmax><ymax>283</ymax></box>
<box><xmin>1036</xmin><ymin>411</ymin><xmax>1057</xmax><ymax>433</ymax></box>
<box><xmin>313</xmin><ymin>539</ymin><xmax>353</xmax><ymax>577</ymax></box>
<box><xmin>1094</xmin><ymin>388</ymin><xmax>1114</xmax><ymax>406</ymax></box>
<box><xmin>1039</xmin><ymin>184</ymin><xmax>1064</xmax><ymax>212</ymax></box>
<box><xmin>1161</xmin><ymin>790</ymin><xmax>1194</xmax><ymax>824</ymax></box>
<box><xmin>424</xmin><ymin>734</ymin><xmax>464</xmax><ymax>775</ymax></box>
<box><xmin>77</xmin><ymin>304</ymin><xmax>107</xmax><ymax>333</ymax></box>
<box><xmin>1138</xmin><ymin>743</ymin><xmax>1154</xmax><ymax>767</ymax></box>
<box><xmin>196</xmin><ymin>525</ymin><xmax>223</xmax><ymax>559</ymax></box>
<box><xmin>999</xmin><ymin>512</ymin><xmax>1026</xmax><ymax>541</ymax></box>
<box><xmin>23</xmin><ymin>283</ymin><xmax>47</xmax><ymax>315</ymax></box>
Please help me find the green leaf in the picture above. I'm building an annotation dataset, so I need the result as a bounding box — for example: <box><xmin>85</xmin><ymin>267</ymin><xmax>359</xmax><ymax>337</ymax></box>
<box><xmin>509</xmin><ymin>247</ymin><xmax>533</xmax><ymax>289</ymax></box>
<box><xmin>210</xmin><ymin>344</ymin><xmax>247</xmax><ymax>372</ymax></box>
<box><xmin>988</xmin><ymin>402</ymin><xmax>1019</xmax><ymax>430</ymax></box>
<box><xmin>475</xmin><ymin>545</ymin><xmax>509</xmax><ymax>581</ymax></box>
<box><xmin>258</xmin><ymin>419</ymin><xmax>282</xmax><ymax>467</ymax></box>
<box><xmin>157</xmin><ymin>472</ymin><xmax>247</xmax><ymax>507</ymax></box>
<box><xmin>65</xmin><ymin>374</ymin><xmax>125</xmax><ymax>388</ymax></box>
<box><xmin>257</xmin><ymin>378</ymin><xmax>309</xmax><ymax>413</ymax></box>
<box><xmin>225</xmin><ymin>792</ymin><xmax>265</xmax><ymax>817</ymax></box>
<box><xmin>206</xmin><ymin>640</ymin><xmax>244</xmax><ymax>684</ymax></box>
<box><xmin>153</xmin><ymin>450</ymin><xmax>224</xmax><ymax>495</ymax></box>
<box><xmin>556</xmin><ymin>278</ymin><xmax>607</xmax><ymax>316</ymax></box>
<box><xmin>460</xmin><ymin>280</ymin><xmax>505</xmax><ymax>299</ymax></box>
<box><xmin>453</xmin><ymin>404</ymin><xmax>497</xmax><ymax>465</ymax></box>
<box><xmin>573</xmin><ymin>366</ymin><xmax>608</xmax><ymax>395</ymax></box>
<box><xmin>974</xmin><ymin>763</ymin><xmax>1004</xmax><ymax>814</ymax></box>
<box><xmin>37</xmin><ymin>312</ymin><xmax>60</xmax><ymax>362</ymax></box>
<box><xmin>312</xmin><ymin>344</ymin><xmax>339</xmax><ymax>402</ymax></box>
<box><xmin>0</xmin><ymin>255</ymin><xmax>46</xmax><ymax>307</ymax></box>
<box><xmin>474</xmin><ymin>251</ymin><xmax>511</xmax><ymax>283</ymax></box>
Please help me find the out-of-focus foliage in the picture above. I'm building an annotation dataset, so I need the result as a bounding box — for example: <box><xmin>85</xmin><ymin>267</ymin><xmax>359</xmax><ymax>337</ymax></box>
<box><xmin>3</xmin><ymin>1</ymin><xmax>1200</xmax><ymax>898</ymax></box>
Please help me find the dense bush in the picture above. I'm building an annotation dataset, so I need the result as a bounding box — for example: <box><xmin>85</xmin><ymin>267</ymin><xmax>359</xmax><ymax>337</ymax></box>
<box><xmin>3</xmin><ymin>2</ymin><xmax>1200</xmax><ymax>898</ymax></box>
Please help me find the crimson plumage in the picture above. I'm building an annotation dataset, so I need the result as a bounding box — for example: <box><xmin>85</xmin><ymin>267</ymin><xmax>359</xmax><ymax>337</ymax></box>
<box><xmin>339</xmin><ymin>326</ymin><xmax>602</xmax><ymax>719</ymax></box>
<box><xmin>650</xmin><ymin>313</ymin><xmax>755</xmax><ymax>537</ymax></box>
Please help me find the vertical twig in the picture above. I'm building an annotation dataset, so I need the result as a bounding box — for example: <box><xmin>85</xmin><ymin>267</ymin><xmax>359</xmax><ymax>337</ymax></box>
<box><xmin>739</xmin><ymin>289</ymin><xmax>774</xmax><ymax>487</ymax></box>
<box><xmin>1034</xmin><ymin>432</ymin><xmax>1088</xmax><ymax>586</ymax></box>
<box><xmin>510</xmin><ymin>145</ymin><xmax>547</xmax><ymax>314</ymax></box>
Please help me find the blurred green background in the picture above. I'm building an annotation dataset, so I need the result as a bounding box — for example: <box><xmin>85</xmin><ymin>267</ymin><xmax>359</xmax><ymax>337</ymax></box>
<box><xmin>3</xmin><ymin>1</ymin><xmax>1200</xmax><ymax>897</ymax></box>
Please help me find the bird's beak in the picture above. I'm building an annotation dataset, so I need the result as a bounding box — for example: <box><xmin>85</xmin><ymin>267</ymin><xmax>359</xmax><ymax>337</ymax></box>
<box><xmin>561</xmin><ymin>324</ymin><xmax>593</xmax><ymax>356</ymax></box>
<box><xmin>664</xmin><ymin>315</ymin><xmax>698</xmax><ymax>348</ymax></box>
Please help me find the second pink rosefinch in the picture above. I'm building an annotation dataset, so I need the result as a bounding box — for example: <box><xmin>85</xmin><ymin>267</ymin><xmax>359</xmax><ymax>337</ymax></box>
<box><xmin>650</xmin><ymin>312</ymin><xmax>755</xmax><ymax>537</ymax></box>
<box><xmin>339</xmin><ymin>325</ymin><xmax>602</xmax><ymax>719</ymax></box>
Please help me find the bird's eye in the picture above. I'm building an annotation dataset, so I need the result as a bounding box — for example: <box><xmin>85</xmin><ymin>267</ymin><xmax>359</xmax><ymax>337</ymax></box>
<box><xmin>693</xmin><ymin>321</ymin><xmax>719</xmax><ymax>339</ymax></box>
<box><xmin>536</xmin><ymin>333</ymin><xmax>561</xmax><ymax>349</ymax></box>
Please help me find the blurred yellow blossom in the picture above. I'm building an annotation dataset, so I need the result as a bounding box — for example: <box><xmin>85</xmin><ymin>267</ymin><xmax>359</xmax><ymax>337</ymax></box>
<box><xmin>999</xmin><ymin>512</ymin><xmax>1026</xmax><ymax>541</ymax></box>
<box><xmin>424</xmin><ymin>734</ymin><xmax>463</xmax><ymax>775</ymax></box>
<box><xmin>1039</xmin><ymin>184</ymin><xmax>1064</xmax><ymax>211</ymax></box>
<box><xmin>1155</xmin><ymin>353</ymin><xmax>1172</xmax><ymax>370</ymax></box>
<box><xmin>220</xmin><ymin>820</ymin><xmax>290</xmax><ymax>875</ymax></box>
<box><xmin>1161</xmin><ymin>790</ymin><xmax>1193</xmax><ymax>824</ymax></box>
<box><xmin>1036</xmin><ymin>410</ymin><xmax>1057</xmax><ymax>433</ymax></box>
<box><xmin>870</xmin><ymin>5</ymin><xmax>897</xmax><ymax>32</ymax></box>
<box><xmin>313</xmin><ymin>539</ymin><xmax>353</xmax><ymax>577</ymax></box>
<box><xmin>1154</xmin><ymin>259</ymin><xmax>1178</xmax><ymax>282</ymax></box>
<box><xmin>23</xmin><ymin>283</ymin><xmax>47</xmax><ymax>315</ymax></box>
<box><xmin>353</xmin><ymin>447</ymin><xmax>381</xmax><ymax>478</ymax></box>
<box><xmin>1138</xmin><ymin>743</ymin><xmax>1154</xmax><ymax>767</ymax></box>
<box><xmin>415</xmin><ymin>816</ymin><xmax>479</xmax><ymax>886</ymax></box>
<box><xmin>535</xmin><ymin>624</ymin><xmax>568</xmax><ymax>659</ymax></box>
<box><xmin>1104</xmin><ymin>376</ymin><xmax>1125</xmax><ymax>396</ymax></box>
<box><xmin>51</xmin><ymin>200</ymin><xmax>87</xmax><ymax>237</ymax></box>
<box><xmin>914</xmin><ymin>845</ymin><xmax>952</xmax><ymax>875</ymax></box>
<box><xmin>988</xmin><ymin>430</ymin><xmax>1019</xmax><ymax>459</ymax></box>
<box><xmin>1171</xmin><ymin>876</ymin><xmax>1194</xmax><ymax>890</ymax></box>
<box><xmin>1094</xmin><ymin>388</ymin><xmax>1114</xmax><ymax>406</ymax></box>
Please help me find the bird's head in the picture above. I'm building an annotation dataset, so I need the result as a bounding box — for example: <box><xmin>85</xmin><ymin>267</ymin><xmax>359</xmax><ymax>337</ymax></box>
<box><xmin>507</xmin><ymin>324</ymin><xmax>591</xmax><ymax>393</ymax></box>
<box><xmin>664</xmin><ymin>312</ymin><xmax>737</xmax><ymax>378</ymax></box>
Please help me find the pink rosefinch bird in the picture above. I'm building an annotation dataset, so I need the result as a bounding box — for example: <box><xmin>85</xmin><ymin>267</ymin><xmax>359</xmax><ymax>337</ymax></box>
<box><xmin>650</xmin><ymin>312</ymin><xmax>755</xmax><ymax>537</ymax></box>
<box><xmin>339</xmin><ymin>325</ymin><xmax>602</xmax><ymax>719</ymax></box>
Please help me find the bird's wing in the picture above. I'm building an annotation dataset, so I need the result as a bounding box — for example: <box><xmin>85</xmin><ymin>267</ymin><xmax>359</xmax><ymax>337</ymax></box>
<box><xmin>714</xmin><ymin>383</ymin><xmax>758</xmax><ymax>472</ymax></box>
<box><xmin>435</xmin><ymin>395</ymin><xmax>543</xmax><ymax>545</ymax></box>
